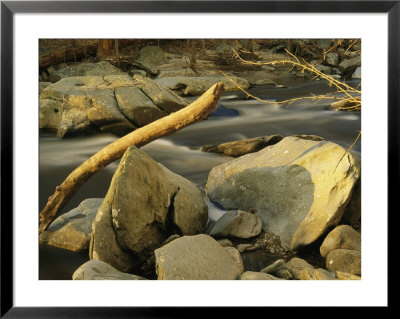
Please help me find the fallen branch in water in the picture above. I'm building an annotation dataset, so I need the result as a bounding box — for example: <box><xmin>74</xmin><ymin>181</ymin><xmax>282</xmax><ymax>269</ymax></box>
<box><xmin>39</xmin><ymin>82</ymin><xmax>225</xmax><ymax>234</ymax></box>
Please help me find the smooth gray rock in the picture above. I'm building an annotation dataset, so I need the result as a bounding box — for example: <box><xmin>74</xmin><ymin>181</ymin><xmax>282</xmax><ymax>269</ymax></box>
<box><xmin>135</xmin><ymin>45</ymin><xmax>165</xmax><ymax>75</ymax></box>
<box><xmin>325</xmin><ymin>52</ymin><xmax>339</xmax><ymax>67</ymax></box>
<box><xmin>72</xmin><ymin>260</ymin><xmax>147</xmax><ymax>280</ymax></box>
<box><xmin>320</xmin><ymin>225</ymin><xmax>361</xmax><ymax>258</ymax></box>
<box><xmin>40</xmin><ymin>198</ymin><xmax>103</xmax><ymax>251</ymax></box>
<box><xmin>338</xmin><ymin>56</ymin><xmax>361</xmax><ymax>76</ymax></box>
<box><xmin>285</xmin><ymin>257</ymin><xmax>314</xmax><ymax>279</ymax></box>
<box><xmin>206</xmin><ymin>136</ymin><xmax>360</xmax><ymax>250</ymax></box>
<box><xmin>154</xmin><ymin>234</ymin><xmax>243</xmax><ymax>280</ymax></box>
<box><xmin>208</xmin><ymin>210</ymin><xmax>262</xmax><ymax>239</ymax></box>
<box><xmin>326</xmin><ymin>249</ymin><xmax>361</xmax><ymax>275</ymax></box>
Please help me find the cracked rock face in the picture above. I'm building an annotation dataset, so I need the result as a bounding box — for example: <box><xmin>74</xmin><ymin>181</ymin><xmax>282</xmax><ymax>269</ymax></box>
<box><xmin>39</xmin><ymin>72</ymin><xmax>189</xmax><ymax>137</ymax></box>
<box><xmin>89</xmin><ymin>146</ymin><xmax>208</xmax><ymax>273</ymax></box>
<box><xmin>206</xmin><ymin>136</ymin><xmax>361</xmax><ymax>251</ymax></box>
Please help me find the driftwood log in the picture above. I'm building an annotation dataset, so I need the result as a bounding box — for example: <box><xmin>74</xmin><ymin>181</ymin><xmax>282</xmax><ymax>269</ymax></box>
<box><xmin>39</xmin><ymin>43</ymin><xmax>98</xmax><ymax>69</ymax></box>
<box><xmin>39</xmin><ymin>82</ymin><xmax>225</xmax><ymax>234</ymax></box>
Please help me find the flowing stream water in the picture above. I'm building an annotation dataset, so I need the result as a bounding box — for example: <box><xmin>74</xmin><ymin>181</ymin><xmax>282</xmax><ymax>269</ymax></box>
<box><xmin>39</xmin><ymin>79</ymin><xmax>361</xmax><ymax>279</ymax></box>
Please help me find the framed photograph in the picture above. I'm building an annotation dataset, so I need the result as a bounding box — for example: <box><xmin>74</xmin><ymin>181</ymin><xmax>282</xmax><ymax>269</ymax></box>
<box><xmin>1</xmin><ymin>0</ymin><xmax>396</xmax><ymax>316</ymax></box>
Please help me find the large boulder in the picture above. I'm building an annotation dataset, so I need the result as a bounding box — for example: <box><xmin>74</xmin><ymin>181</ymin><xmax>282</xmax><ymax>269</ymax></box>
<box><xmin>206</xmin><ymin>136</ymin><xmax>360</xmax><ymax>250</ymax></box>
<box><xmin>39</xmin><ymin>198</ymin><xmax>103</xmax><ymax>251</ymax></box>
<box><xmin>48</xmin><ymin>61</ymin><xmax>125</xmax><ymax>83</ymax></box>
<box><xmin>208</xmin><ymin>210</ymin><xmax>262</xmax><ymax>239</ymax></box>
<box><xmin>326</xmin><ymin>249</ymin><xmax>361</xmax><ymax>275</ymax></box>
<box><xmin>40</xmin><ymin>74</ymin><xmax>188</xmax><ymax>137</ymax></box>
<box><xmin>155</xmin><ymin>75</ymin><xmax>250</xmax><ymax>96</ymax></box>
<box><xmin>72</xmin><ymin>260</ymin><xmax>147</xmax><ymax>280</ymax></box>
<box><xmin>154</xmin><ymin>234</ymin><xmax>243</xmax><ymax>280</ymax></box>
<box><xmin>89</xmin><ymin>146</ymin><xmax>208</xmax><ymax>273</ymax></box>
<box><xmin>320</xmin><ymin>225</ymin><xmax>361</xmax><ymax>258</ymax></box>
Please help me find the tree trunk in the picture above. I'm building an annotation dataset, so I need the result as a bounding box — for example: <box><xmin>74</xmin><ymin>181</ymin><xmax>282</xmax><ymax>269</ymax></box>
<box><xmin>39</xmin><ymin>82</ymin><xmax>225</xmax><ymax>234</ymax></box>
<box><xmin>97</xmin><ymin>39</ymin><xmax>114</xmax><ymax>58</ymax></box>
<box><xmin>39</xmin><ymin>43</ymin><xmax>97</xmax><ymax>68</ymax></box>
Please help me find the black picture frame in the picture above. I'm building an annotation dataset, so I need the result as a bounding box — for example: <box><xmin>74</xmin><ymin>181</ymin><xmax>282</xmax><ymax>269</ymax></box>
<box><xmin>1</xmin><ymin>0</ymin><xmax>396</xmax><ymax>317</ymax></box>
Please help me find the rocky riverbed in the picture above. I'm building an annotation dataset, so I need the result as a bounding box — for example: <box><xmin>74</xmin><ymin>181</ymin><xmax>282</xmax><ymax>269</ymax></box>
<box><xmin>39</xmin><ymin>39</ymin><xmax>361</xmax><ymax>280</ymax></box>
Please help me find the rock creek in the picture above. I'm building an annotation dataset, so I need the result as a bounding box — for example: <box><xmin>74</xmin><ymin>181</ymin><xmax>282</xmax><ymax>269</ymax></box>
<box><xmin>39</xmin><ymin>79</ymin><xmax>361</xmax><ymax>279</ymax></box>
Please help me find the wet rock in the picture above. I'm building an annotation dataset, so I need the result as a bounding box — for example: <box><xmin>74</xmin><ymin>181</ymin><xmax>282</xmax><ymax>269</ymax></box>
<box><xmin>155</xmin><ymin>75</ymin><xmax>250</xmax><ymax>96</ymax></box>
<box><xmin>336</xmin><ymin>271</ymin><xmax>361</xmax><ymax>280</ymax></box>
<box><xmin>154</xmin><ymin>234</ymin><xmax>243</xmax><ymax>280</ymax></box>
<box><xmin>206</xmin><ymin>136</ymin><xmax>361</xmax><ymax>250</ymax></box>
<box><xmin>40</xmin><ymin>198</ymin><xmax>103</xmax><ymax>251</ymax></box>
<box><xmin>240</xmin><ymin>271</ymin><xmax>281</xmax><ymax>280</ymax></box>
<box><xmin>285</xmin><ymin>257</ymin><xmax>314</xmax><ymax>279</ymax></box>
<box><xmin>201</xmin><ymin>135</ymin><xmax>283</xmax><ymax>158</ymax></box>
<box><xmin>325</xmin><ymin>52</ymin><xmax>339</xmax><ymax>67</ymax></box>
<box><xmin>338</xmin><ymin>56</ymin><xmax>361</xmax><ymax>76</ymax></box>
<box><xmin>72</xmin><ymin>260</ymin><xmax>147</xmax><ymax>280</ymax></box>
<box><xmin>48</xmin><ymin>61</ymin><xmax>125</xmax><ymax>83</ymax></box>
<box><xmin>217</xmin><ymin>239</ymin><xmax>233</xmax><ymax>247</ymax></box>
<box><xmin>320</xmin><ymin>225</ymin><xmax>361</xmax><ymax>258</ymax></box>
<box><xmin>352</xmin><ymin>66</ymin><xmax>361</xmax><ymax>79</ymax></box>
<box><xmin>326</xmin><ymin>249</ymin><xmax>361</xmax><ymax>275</ymax></box>
<box><xmin>261</xmin><ymin>259</ymin><xmax>285</xmax><ymax>274</ymax></box>
<box><xmin>224</xmin><ymin>247</ymin><xmax>244</xmax><ymax>273</ymax></box>
<box><xmin>89</xmin><ymin>146</ymin><xmax>208</xmax><ymax>273</ymax></box>
<box><xmin>208</xmin><ymin>210</ymin><xmax>262</xmax><ymax>239</ymax></box>
<box><xmin>135</xmin><ymin>45</ymin><xmax>166</xmax><ymax>75</ymax></box>
<box><xmin>298</xmin><ymin>268</ymin><xmax>337</xmax><ymax>280</ymax></box>
<box><xmin>40</xmin><ymin>75</ymin><xmax>188</xmax><ymax>137</ymax></box>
